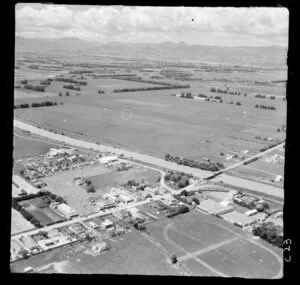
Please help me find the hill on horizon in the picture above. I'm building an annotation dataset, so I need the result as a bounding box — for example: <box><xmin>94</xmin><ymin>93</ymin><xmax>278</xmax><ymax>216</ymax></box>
<box><xmin>15</xmin><ymin>36</ymin><xmax>288</xmax><ymax>66</ymax></box>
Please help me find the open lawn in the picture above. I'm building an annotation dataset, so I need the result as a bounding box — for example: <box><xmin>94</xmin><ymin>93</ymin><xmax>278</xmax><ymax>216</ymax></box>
<box><xmin>88</xmin><ymin>167</ymin><xmax>160</xmax><ymax>190</ymax></box>
<box><xmin>146</xmin><ymin>210</ymin><xmax>282</xmax><ymax>278</ymax></box>
<box><xmin>42</xmin><ymin>165</ymin><xmax>111</xmax><ymax>215</ymax></box>
<box><xmin>11</xmin><ymin>209</ymin><xmax>35</xmax><ymax>235</ymax></box>
<box><xmin>14</xmin><ymin>86</ymin><xmax>286</xmax><ymax>162</ymax></box>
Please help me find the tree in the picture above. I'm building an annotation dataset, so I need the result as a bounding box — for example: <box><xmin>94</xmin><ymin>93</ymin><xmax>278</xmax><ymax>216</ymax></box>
<box><xmin>180</xmin><ymin>190</ymin><xmax>188</xmax><ymax>197</ymax></box>
<box><xmin>192</xmin><ymin>197</ymin><xmax>200</xmax><ymax>205</ymax></box>
<box><xmin>66</xmin><ymin>91</ymin><xmax>70</xmax><ymax>96</ymax></box>
<box><xmin>171</xmin><ymin>254</ymin><xmax>177</xmax><ymax>264</ymax></box>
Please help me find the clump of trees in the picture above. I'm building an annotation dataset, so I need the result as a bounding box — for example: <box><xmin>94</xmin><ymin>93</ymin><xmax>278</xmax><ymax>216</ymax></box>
<box><xmin>252</xmin><ymin>222</ymin><xmax>283</xmax><ymax>248</ymax></box>
<box><xmin>98</xmin><ymin>89</ymin><xmax>105</xmax><ymax>94</ymax></box>
<box><xmin>180</xmin><ymin>92</ymin><xmax>193</xmax><ymax>99</ymax></box>
<box><xmin>31</xmin><ymin>101</ymin><xmax>57</xmax><ymax>108</ymax></box>
<box><xmin>63</xmin><ymin>85</ymin><xmax>81</xmax><ymax>91</ymax></box>
<box><xmin>255</xmin><ymin>94</ymin><xmax>267</xmax><ymax>99</ymax></box>
<box><xmin>40</xmin><ymin>79</ymin><xmax>52</xmax><ymax>85</ymax></box>
<box><xmin>15</xmin><ymin>103</ymin><xmax>29</xmax><ymax>109</ymax></box>
<box><xmin>85</xmin><ymin>179</ymin><xmax>96</xmax><ymax>193</ymax></box>
<box><xmin>270</xmin><ymin>96</ymin><xmax>276</xmax><ymax>100</ymax></box>
<box><xmin>210</xmin><ymin>87</ymin><xmax>241</xmax><ymax>95</ymax></box>
<box><xmin>165</xmin><ymin>154</ymin><xmax>224</xmax><ymax>172</ymax></box>
<box><xmin>164</xmin><ymin>171</ymin><xmax>192</xmax><ymax>189</ymax></box>
<box><xmin>21</xmin><ymin>79</ymin><xmax>28</xmax><ymax>84</ymax></box>
<box><xmin>255</xmin><ymin>104</ymin><xmax>276</xmax><ymax>110</ymax></box>
<box><xmin>24</xmin><ymin>84</ymin><xmax>45</xmax><ymax>92</ymax></box>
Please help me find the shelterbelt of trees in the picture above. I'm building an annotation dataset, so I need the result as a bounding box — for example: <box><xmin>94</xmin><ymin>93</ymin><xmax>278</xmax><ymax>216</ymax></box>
<box><xmin>165</xmin><ymin>154</ymin><xmax>224</xmax><ymax>172</ymax></box>
<box><xmin>111</xmin><ymin>76</ymin><xmax>191</xmax><ymax>87</ymax></box>
<box><xmin>55</xmin><ymin>77</ymin><xmax>87</xmax><ymax>85</ymax></box>
<box><xmin>14</xmin><ymin>101</ymin><xmax>61</xmax><ymax>109</ymax></box>
<box><xmin>114</xmin><ymin>84</ymin><xmax>190</xmax><ymax>93</ymax></box>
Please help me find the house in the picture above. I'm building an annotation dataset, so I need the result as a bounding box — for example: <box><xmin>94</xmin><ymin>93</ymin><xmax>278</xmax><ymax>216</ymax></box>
<box><xmin>92</xmin><ymin>242</ymin><xmax>108</xmax><ymax>253</ymax></box>
<box><xmin>242</xmin><ymin>150</ymin><xmax>249</xmax><ymax>154</ymax></box>
<box><xmin>144</xmin><ymin>187</ymin><xmax>159</xmax><ymax>195</ymax></box>
<box><xmin>99</xmin><ymin>156</ymin><xmax>118</xmax><ymax>165</ymax></box>
<box><xmin>119</xmin><ymin>193</ymin><xmax>134</xmax><ymax>204</ymax></box>
<box><xmin>103</xmin><ymin>193</ymin><xmax>118</xmax><ymax>202</ymax></box>
<box><xmin>56</xmin><ymin>203</ymin><xmax>78</xmax><ymax>219</ymax></box>
<box><xmin>101</xmin><ymin>219</ymin><xmax>114</xmax><ymax>229</ymax></box>
<box><xmin>68</xmin><ymin>155</ymin><xmax>78</xmax><ymax>162</ymax></box>
<box><xmin>24</xmin><ymin>266</ymin><xmax>34</xmax><ymax>273</ymax></box>
<box><xmin>138</xmin><ymin>191</ymin><xmax>152</xmax><ymax>200</ymax></box>
<box><xmin>19</xmin><ymin>235</ymin><xmax>40</xmax><ymax>253</ymax></box>
<box><xmin>226</xmin><ymin>154</ymin><xmax>234</xmax><ymax>161</ymax></box>
<box><xmin>89</xmin><ymin>221</ymin><xmax>98</xmax><ymax>229</ymax></box>
<box><xmin>274</xmin><ymin>175</ymin><xmax>283</xmax><ymax>182</ymax></box>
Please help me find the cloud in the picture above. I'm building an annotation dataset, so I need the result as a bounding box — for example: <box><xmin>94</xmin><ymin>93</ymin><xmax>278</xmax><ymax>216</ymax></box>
<box><xmin>15</xmin><ymin>5</ymin><xmax>289</xmax><ymax>46</ymax></box>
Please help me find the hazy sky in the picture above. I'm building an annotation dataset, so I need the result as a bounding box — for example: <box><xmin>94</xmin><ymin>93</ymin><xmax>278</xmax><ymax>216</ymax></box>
<box><xmin>15</xmin><ymin>4</ymin><xmax>289</xmax><ymax>47</ymax></box>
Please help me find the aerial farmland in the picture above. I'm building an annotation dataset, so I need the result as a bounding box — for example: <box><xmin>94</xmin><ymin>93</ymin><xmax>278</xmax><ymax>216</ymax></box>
<box><xmin>12</xmin><ymin>5</ymin><xmax>288</xmax><ymax>278</ymax></box>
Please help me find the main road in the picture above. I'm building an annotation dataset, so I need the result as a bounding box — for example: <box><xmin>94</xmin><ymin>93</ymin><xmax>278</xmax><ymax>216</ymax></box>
<box><xmin>14</xmin><ymin>119</ymin><xmax>284</xmax><ymax>198</ymax></box>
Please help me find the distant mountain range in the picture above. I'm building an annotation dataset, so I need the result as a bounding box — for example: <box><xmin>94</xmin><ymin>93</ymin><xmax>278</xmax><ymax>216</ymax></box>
<box><xmin>15</xmin><ymin>36</ymin><xmax>287</xmax><ymax>66</ymax></box>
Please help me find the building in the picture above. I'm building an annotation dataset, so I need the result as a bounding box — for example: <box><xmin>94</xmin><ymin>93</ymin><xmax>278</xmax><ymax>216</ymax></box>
<box><xmin>244</xmin><ymin>209</ymin><xmax>258</xmax><ymax>216</ymax></box>
<box><xmin>92</xmin><ymin>242</ymin><xmax>108</xmax><ymax>253</ymax></box>
<box><xmin>68</xmin><ymin>155</ymin><xmax>78</xmax><ymax>162</ymax></box>
<box><xmin>46</xmin><ymin>148</ymin><xmax>75</xmax><ymax>157</ymax></box>
<box><xmin>103</xmin><ymin>193</ymin><xmax>119</xmax><ymax>203</ymax></box>
<box><xmin>56</xmin><ymin>203</ymin><xmax>78</xmax><ymax>219</ymax></box>
<box><xmin>213</xmin><ymin>205</ymin><xmax>234</xmax><ymax>216</ymax></box>
<box><xmin>144</xmin><ymin>187</ymin><xmax>159</xmax><ymax>195</ymax></box>
<box><xmin>274</xmin><ymin>175</ymin><xmax>283</xmax><ymax>182</ymax></box>
<box><xmin>99</xmin><ymin>156</ymin><xmax>118</xmax><ymax>165</ymax></box>
<box><xmin>88</xmin><ymin>221</ymin><xmax>99</xmax><ymax>229</ymax></box>
<box><xmin>24</xmin><ymin>267</ymin><xmax>34</xmax><ymax>273</ymax></box>
<box><xmin>101</xmin><ymin>219</ymin><xmax>114</xmax><ymax>229</ymax></box>
<box><xmin>19</xmin><ymin>235</ymin><xmax>40</xmax><ymax>253</ymax></box>
<box><xmin>221</xmin><ymin>211</ymin><xmax>256</xmax><ymax>227</ymax></box>
<box><xmin>138</xmin><ymin>191</ymin><xmax>152</xmax><ymax>200</ymax></box>
<box><xmin>119</xmin><ymin>193</ymin><xmax>134</xmax><ymax>204</ymax></box>
<box><xmin>274</xmin><ymin>211</ymin><xmax>283</xmax><ymax>219</ymax></box>
<box><xmin>226</xmin><ymin>154</ymin><xmax>234</xmax><ymax>161</ymax></box>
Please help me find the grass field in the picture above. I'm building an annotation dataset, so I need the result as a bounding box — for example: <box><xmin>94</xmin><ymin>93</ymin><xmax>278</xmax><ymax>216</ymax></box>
<box><xmin>200</xmin><ymin>238</ymin><xmax>282</xmax><ymax>278</ymax></box>
<box><xmin>146</xmin><ymin>210</ymin><xmax>282</xmax><ymax>278</ymax></box>
<box><xmin>11</xmin><ymin>233</ymin><xmax>182</xmax><ymax>275</ymax></box>
<box><xmin>14</xmin><ymin>84</ymin><xmax>286</xmax><ymax>162</ymax></box>
<box><xmin>42</xmin><ymin>165</ymin><xmax>111</xmax><ymax>215</ymax></box>
<box><xmin>88</xmin><ymin>167</ymin><xmax>160</xmax><ymax>190</ymax></box>
<box><xmin>19</xmin><ymin>198</ymin><xmax>64</xmax><ymax>226</ymax></box>
<box><xmin>13</xmin><ymin>134</ymin><xmax>59</xmax><ymax>160</ymax></box>
<box><xmin>14</xmin><ymin>89</ymin><xmax>58</xmax><ymax>99</ymax></box>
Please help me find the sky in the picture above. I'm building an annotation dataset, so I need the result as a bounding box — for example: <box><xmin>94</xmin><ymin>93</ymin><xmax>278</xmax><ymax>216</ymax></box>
<box><xmin>15</xmin><ymin>4</ymin><xmax>289</xmax><ymax>47</ymax></box>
